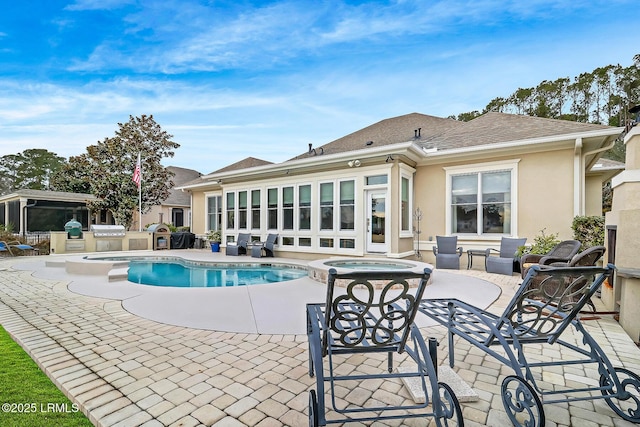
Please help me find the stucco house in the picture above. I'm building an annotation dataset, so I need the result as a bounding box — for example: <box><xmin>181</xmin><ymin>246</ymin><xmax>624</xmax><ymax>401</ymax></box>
<box><xmin>133</xmin><ymin>166</ymin><xmax>202</xmax><ymax>230</ymax></box>
<box><xmin>180</xmin><ymin>112</ymin><xmax>624</xmax><ymax>263</ymax></box>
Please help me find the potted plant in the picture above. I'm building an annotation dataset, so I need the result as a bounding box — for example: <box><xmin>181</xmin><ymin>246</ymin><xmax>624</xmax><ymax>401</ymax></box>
<box><xmin>207</xmin><ymin>230</ymin><xmax>222</xmax><ymax>252</ymax></box>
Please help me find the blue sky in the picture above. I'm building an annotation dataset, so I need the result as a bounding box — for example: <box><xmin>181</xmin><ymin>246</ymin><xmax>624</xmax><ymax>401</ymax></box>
<box><xmin>0</xmin><ymin>0</ymin><xmax>637</xmax><ymax>174</ymax></box>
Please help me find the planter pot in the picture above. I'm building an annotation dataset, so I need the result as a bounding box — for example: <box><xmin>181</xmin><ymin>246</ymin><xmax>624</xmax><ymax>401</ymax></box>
<box><xmin>210</xmin><ymin>242</ymin><xmax>220</xmax><ymax>252</ymax></box>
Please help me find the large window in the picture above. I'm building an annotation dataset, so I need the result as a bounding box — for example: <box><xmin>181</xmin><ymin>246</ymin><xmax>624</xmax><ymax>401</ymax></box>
<box><xmin>401</xmin><ymin>176</ymin><xmax>410</xmax><ymax>232</ymax></box>
<box><xmin>320</xmin><ymin>182</ymin><xmax>333</xmax><ymax>230</ymax></box>
<box><xmin>238</xmin><ymin>191</ymin><xmax>247</xmax><ymax>229</ymax></box>
<box><xmin>450</xmin><ymin>166</ymin><xmax>514</xmax><ymax>235</ymax></box>
<box><xmin>283</xmin><ymin>187</ymin><xmax>294</xmax><ymax>230</ymax></box>
<box><xmin>207</xmin><ymin>195</ymin><xmax>222</xmax><ymax>231</ymax></box>
<box><xmin>339</xmin><ymin>180</ymin><xmax>354</xmax><ymax>230</ymax></box>
<box><xmin>226</xmin><ymin>192</ymin><xmax>235</xmax><ymax>229</ymax></box>
<box><xmin>299</xmin><ymin>185</ymin><xmax>311</xmax><ymax>230</ymax></box>
<box><xmin>251</xmin><ymin>189</ymin><xmax>260</xmax><ymax>229</ymax></box>
<box><xmin>267</xmin><ymin>188</ymin><xmax>278</xmax><ymax>229</ymax></box>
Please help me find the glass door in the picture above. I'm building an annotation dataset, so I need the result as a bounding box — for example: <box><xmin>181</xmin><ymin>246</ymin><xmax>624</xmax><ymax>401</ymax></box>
<box><xmin>366</xmin><ymin>190</ymin><xmax>387</xmax><ymax>253</ymax></box>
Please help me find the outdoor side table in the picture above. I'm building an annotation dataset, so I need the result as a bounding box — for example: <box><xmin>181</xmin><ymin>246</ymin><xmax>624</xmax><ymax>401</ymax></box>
<box><xmin>467</xmin><ymin>249</ymin><xmax>488</xmax><ymax>270</ymax></box>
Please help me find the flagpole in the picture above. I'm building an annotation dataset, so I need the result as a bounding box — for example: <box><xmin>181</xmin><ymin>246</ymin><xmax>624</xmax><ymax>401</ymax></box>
<box><xmin>138</xmin><ymin>154</ymin><xmax>142</xmax><ymax>232</ymax></box>
<box><xmin>133</xmin><ymin>153</ymin><xmax>142</xmax><ymax>232</ymax></box>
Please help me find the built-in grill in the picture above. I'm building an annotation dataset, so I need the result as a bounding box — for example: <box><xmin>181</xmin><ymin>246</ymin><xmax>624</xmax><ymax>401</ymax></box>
<box><xmin>90</xmin><ymin>225</ymin><xmax>126</xmax><ymax>238</ymax></box>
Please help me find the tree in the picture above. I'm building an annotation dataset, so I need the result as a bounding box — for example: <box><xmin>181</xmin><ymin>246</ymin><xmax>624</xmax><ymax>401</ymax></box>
<box><xmin>0</xmin><ymin>149</ymin><xmax>66</xmax><ymax>194</ymax></box>
<box><xmin>49</xmin><ymin>154</ymin><xmax>93</xmax><ymax>194</ymax></box>
<box><xmin>453</xmin><ymin>110</ymin><xmax>482</xmax><ymax>122</ymax></box>
<box><xmin>51</xmin><ymin>115</ymin><xmax>179</xmax><ymax>229</ymax></box>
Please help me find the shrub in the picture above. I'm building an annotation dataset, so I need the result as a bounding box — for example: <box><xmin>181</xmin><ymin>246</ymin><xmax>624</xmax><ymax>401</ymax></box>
<box><xmin>572</xmin><ymin>216</ymin><xmax>605</xmax><ymax>250</ymax></box>
<box><xmin>516</xmin><ymin>229</ymin><xmax>560</xmax><ymax>257</ymax></box>
<box><xmin>207</xmin><ymin>230</ymin><xmax>221</xmax><ymax>242</ymax></box>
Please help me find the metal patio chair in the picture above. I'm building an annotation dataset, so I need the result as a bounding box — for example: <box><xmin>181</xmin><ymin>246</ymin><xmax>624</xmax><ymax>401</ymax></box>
<box><xmin>433</xmin><ymin>235</ymin><xmax>463</xmax><ymax>269</ymax></box>
<box><xmin>485</xmin><ymin>237</ymin><xmax>527</xmax><ymax>275</ymax></box>
<box><xmin>226</xmin><ymin>233</ymin><xmax>250</xmax><ymax>256</ymax></box>
<box><xmin>418</xmin><ymin>264</ymin><xmax>640</xmax><ymax>427</ymax></box>
<box><xmin>306</xmin><ymin>268</ymin><xmax>463</xmax><ymax>426</ymax></box>
<box><xmin>251</xmin><ymin>233</ymin><xmax>278</xmax><ymax>258</ymax></box>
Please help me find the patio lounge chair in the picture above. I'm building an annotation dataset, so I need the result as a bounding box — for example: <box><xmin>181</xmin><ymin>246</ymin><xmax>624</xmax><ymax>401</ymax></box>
<box><xmin>485</xmin><ymin>237</ymin><xmax>527</xmax><ymax>275</ymax></box>
<box><xmin>226</xmin><ymin>233</ymin><xmax>250</xmax><ymax>256</ymax></box>
<box><xmin>0</xmin><ymin>241</ymin><xmax>38</xmax><ymax>256</ymax></box>
<box><xmin>432</xmin><ymin>235</ymin><xmax>463</xmax><ymax>269</ymax></box>
<box><xmin>520</xmin><ymin>239</ymin><xmax>581</xmax><ymax>278</ymax></box>
<box><xmin>307</xmin><ymin>267</ymin><xmax>463</xmax><ymax>426</ymax></box>
<box><xmin>418</xmin><ymin>264</ymin><xmax>640</xmax><ymax>426</ymax></box>
<box><xmin>251</xmin><ymin>233</ymin><xmax>278</xmax><ymax>258</ymax></box>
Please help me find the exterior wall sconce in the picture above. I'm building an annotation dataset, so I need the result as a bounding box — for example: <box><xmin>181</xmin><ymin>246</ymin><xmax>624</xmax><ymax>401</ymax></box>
<box><xmin>347</xmin><ymin>159</ymin><xmax>361</xmax><ymax>168</ymax></box>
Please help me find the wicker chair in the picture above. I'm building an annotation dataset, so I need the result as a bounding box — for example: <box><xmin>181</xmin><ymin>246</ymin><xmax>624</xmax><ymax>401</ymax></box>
<box><xmin>532</xmin><ymin>245</ymin><xmax>606</xmax><ymax>312</ymax></box>
<box><xmin>520</xmin><ymin>239</ymin><xmax>582</xmax><ymax>278</ymax></box>
<box><xmin>551</xmin><ymin>245</ymin><xmax>606</xmax><ymax>268</ymax></box>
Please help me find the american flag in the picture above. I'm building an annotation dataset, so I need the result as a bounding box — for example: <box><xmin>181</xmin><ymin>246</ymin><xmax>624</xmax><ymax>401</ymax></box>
<box><xmin>132</xmin><ymin>153</ymin><xmax>141</xmax><ymax>187</ymax></box>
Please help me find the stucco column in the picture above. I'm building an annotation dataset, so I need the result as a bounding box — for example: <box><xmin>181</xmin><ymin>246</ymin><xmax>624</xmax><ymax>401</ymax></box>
<box><xmin>606</xmin><ymin>125</ymin><xmax>640</xmax><ymax>342</ymax></box>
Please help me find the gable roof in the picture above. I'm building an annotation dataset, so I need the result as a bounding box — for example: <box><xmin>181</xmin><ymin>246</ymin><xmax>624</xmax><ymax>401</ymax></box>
<box><xmin>212</xmin><ymin>157</ymin><xmax>273</xmax><ymax>174</ymax></box>
<box><xmin>164</xmin><ymin>166</ymin><xmax>202</xmax><ymax>206</ymax></box>
<box><xmin>177</xmin><ymin>157</ymin><xmax>274</xmax><ymax>190</ymax></box>
<box><xmin>289</xmin><ymin>113</ymin><xmax>464</xmax><ymax>160</ymax></box>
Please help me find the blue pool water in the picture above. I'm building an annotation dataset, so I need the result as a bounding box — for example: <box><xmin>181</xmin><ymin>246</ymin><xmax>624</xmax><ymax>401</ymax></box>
<box><xmin>127</xmin><ymin>260</ymin><xmax>308</xmax><ymax>288</ymax></box>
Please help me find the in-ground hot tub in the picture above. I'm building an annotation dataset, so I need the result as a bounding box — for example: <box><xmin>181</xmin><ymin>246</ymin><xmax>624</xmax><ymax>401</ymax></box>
<box><xmin>307</xmin><ymin>257</ymin><xmax>433</xmax><ymax>287</ymax></box>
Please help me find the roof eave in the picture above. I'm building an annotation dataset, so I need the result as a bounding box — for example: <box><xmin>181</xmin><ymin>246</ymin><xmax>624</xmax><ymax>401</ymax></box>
<box><xmin>420</xmin><ymin>127</ymin><xmax>623</xmax><ymax>162</ymax></box>
<box><xmin>181</xmin><ymin>142</ymin><xmax>419</xmax><ymax>188</ymax></box>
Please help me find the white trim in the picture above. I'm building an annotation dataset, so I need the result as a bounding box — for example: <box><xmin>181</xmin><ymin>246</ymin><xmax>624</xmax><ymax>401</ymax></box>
<box><xmin>444</xmin><ymin>159</ymin><xmax>520</xmax><ymax>238</ymax></box>
<box><xmin>574</xmin><ymin>138</ymin><xmax>583</xmax><ymax>216</ymax></box>
<box><xmin>399</xmin><ymin>171</ymin><xmax>413</xmax><ymax>238</ymax></box>
<box><xmin>611</xmin><ymin>169</ymin><xmax>640</xmax><ymax>189</ymax></box>
<box><xmin>425</xmin><ymin>127</ymin><xmax>622</xmax><ymax>159</ymax></box>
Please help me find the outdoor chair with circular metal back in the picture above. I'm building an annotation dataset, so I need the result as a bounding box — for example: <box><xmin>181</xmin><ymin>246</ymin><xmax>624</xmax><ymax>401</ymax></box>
<box><xmin>306</xmin><ymin>268</ymin><xmax>463</xmax><ymax>426</ymax></box>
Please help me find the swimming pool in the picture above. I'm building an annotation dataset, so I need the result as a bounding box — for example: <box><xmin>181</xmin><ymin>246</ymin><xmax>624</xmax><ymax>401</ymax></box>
<box><xmin>127</xmin><ymin>260</ymin><xmax>308</xmax><ymax>288</ymax></box>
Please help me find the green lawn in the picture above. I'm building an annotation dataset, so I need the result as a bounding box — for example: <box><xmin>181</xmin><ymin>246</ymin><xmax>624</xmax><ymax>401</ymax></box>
<box><xmin>0</xmin><ymin>326</ymin><xmax>93</xmax><ymax>427</ymax></box>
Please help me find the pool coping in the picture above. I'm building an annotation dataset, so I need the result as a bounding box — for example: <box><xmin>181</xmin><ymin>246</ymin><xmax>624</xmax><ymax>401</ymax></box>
<box><xmin>27</xmin><ymin>250</ymin><xmax>501</xmax><ymax>335</ymax></box>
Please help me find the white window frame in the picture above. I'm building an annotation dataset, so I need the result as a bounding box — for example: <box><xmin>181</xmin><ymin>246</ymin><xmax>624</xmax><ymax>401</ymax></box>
<box><xmin>444</xmin><ymin>159</ymin><xmax>520</xmax><ymax>239</ymax></box>
<box><xmin>250</xmin><ymin>188</ymin><xmax>261</xmax><ymax>231</ymax></box>
<box><xmin>205</xmin><ymin>192</ymin><xmax>222</xmax><ymax>232</ymax></box>
<box><xmin>338</xmin><ymin>178</ymin><xmax>356</xmax><ymax>233</ymax></box>
<box><xmin>319</xmin><ymin>180</ymin><xmax>335</xmax><ymax>232</ymax></box>
<box><xmin>298</xmin><ymin>183</ymin><xmax>312</xmax><ymax>232</ymax></box>
<box><xmin>267</xmin><ymin>187</ymin><xmax>278</xmax><ymax>231</ymax></box>
<box><xmin>399</xmin><ymin>167</ymin><xmax>414</xmax><ymax>238</ymax></box>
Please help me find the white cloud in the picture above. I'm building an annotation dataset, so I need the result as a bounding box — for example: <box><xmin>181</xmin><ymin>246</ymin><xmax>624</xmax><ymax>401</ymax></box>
<box><xmin>64</xmin><ymin>0</ymin><xmax>136</xmax><ymax>11</ymax></box>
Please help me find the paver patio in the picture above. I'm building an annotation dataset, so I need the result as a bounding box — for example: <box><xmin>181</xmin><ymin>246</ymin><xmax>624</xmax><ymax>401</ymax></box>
<box><xmin>1</xmin><ymin>252</ymin><xmax>639</xmax><ymax>426</ymax></box>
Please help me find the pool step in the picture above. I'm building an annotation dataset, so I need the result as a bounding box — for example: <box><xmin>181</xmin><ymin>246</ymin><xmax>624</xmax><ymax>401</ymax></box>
<box><xmin>108</xmin><ymin>267</ymin><xmax>129</xmax><ymax>282</ymax></box>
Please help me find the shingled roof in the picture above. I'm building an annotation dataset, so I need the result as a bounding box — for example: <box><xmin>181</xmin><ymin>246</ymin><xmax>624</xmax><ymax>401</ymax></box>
<box><xmin>289</xmin><ymin>113</ymin><xmax>464</xmax><ymax>160</ymax></box>
<box><xmin>288</xmin><ymin>112</ymin><xmax>614</xmax><ymax>161</ymax></box>
<box><xmin>421</xmin><ymin>112</ymin><xmax>613</xmax><ymax>150</ymax></box>
<box><xmin>164</xmin><ymin>166</ymin><xmax>202</xmax><ymax>206</ymax></box>
<box><xmin>211</xmin><ymin>157</ymin><xmax>273</xmax><ymax>173</ymax></box>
